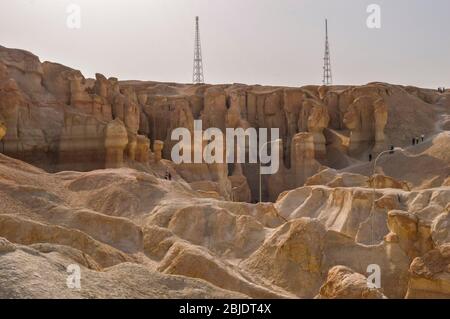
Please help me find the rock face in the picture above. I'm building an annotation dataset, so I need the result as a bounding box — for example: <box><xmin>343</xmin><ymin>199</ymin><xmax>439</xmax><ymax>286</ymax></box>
<box><xmin>289</xmin><ymin>133</ymin><xmax>322</xmax><ymax>188</ymax></box>
<box><xmin>316</xmin><ymin>266</ymin><xmax>386</xmax><ymax>299</ymax></box>
<box><xmin>404</xmin><ymin>204</ymin><xmax>450</xmax><ymax>299</ymax></box>
<box><xmin>407</xmin><ymin>244</ymin><xmax>450</xmax><ymax>298</ymax></box>
<box><xmin>243</xmin><ymin>218</ymin><xmax>326</xmax><ymax>297</ymax></box>
<box><xmin>0</xmin><ymin>45</ymin><xmax>446</xmax><ymax>201</ymax></box>
<box><xmin>431</xmin><ymin>205</ymin><xmax>450</xmax><ymax>247</ymax></box>
<box><xmin>267</xmin><ymin>134</ymin><xmax>321</xmax><ymax>201</ymax></box>
<box><xmin>384</xmin><ymin>210</ymin><xmax>433</xmax><ymax>258</ymax></box>
<box><xmin>0</xmin><ymin>117</ymin><xmax>5</xmax><ymax>141</ymax></box>
<box><xmin>0</xmin><ymin>237</ymin><xmax>245</xmax><ymax>299</ymax></box>
<box><xmin>135</xmin><ymin>135</ymin><xmax>150</xmax><ymax>163</ymax></box>
<box><xmin>105</xmin><ymin>119</ymin><xmax>129</xmax><ymax>168</ymax></box>
<box><xmin>228</xmin><ymin>163</ymin><xmax>252</xmax><ymax>202</ymax></box>
<box><xmin>306</xmin><ymin>101</ymin><xmax>330</xmax><ymax>158</ymax></box>
<box><xmin>153</xmin><ymin>140</ymin><xmax>164</xmax><ymax>162</ymax></box>
<box><xmin>0</xmin><ymin>45</ymin><xmax>450</xmax><ymax>299</ymax></box>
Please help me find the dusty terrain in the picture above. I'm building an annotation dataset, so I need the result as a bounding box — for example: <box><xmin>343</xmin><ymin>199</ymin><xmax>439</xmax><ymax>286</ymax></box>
<box><xmin>0</xmin><ymin>45</ymin><xmax>449</xmax><ymax>298</ymax></box>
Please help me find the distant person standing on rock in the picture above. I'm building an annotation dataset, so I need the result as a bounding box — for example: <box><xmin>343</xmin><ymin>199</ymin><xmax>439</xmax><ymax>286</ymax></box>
<box><xmin>369</xmin><ymin>153</ymin><xmax>372</xmax><ymax>162</ymax></box>
<box><xmin>421</xmin><ymin>134</ymin><xmax>425</xmax><ymax>142</ymax></box>
<box><xmin>165</xmin><ymin>169</ymin><xmax>172</xmax><ymax>180</ymax></box>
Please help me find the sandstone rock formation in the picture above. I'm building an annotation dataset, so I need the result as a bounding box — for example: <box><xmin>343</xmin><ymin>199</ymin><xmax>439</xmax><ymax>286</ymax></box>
<box><xmin>306</xmin><ymin>100</ymin><xmax>330</xmax><ymax>158</ymax></box>
<box><xmin>407</xmin><ymin>244</ymin><xmax>450</xmax><ymax>298</ymax></box>
<box><xmin>0</xmin><ymin>116</ymin><xmax>5</xmax><ymax>141</ymax></box>
<box><xmin>316</xmin><ymin>265</ymin><xmax>386</xmax><ymax>299</ymax></box>
<box><xmin>0</xmin><ymin>45</ymin><xmax>449</xmax><ymax>299</ymax></box>
<box><xmin>1</xmin><ymin>45</ymin><xmax>446</xmax><ymax>200</ymax></box>
<box><xmin>135</xmin><ymin>135</ymin><xmax>150</xmax><ymax>163</ymax></box>
<box><xmin>105</xmin><ymin>118</ymin><xmax>129</xmax><ymax>168</ymax></box>
<box><xmin>431</xmin><ymin>205</ymin><xmax>450</xmax><ymax>247</ymax></box>
<box><xmin>153</xmin><ymin>140</ymin><xmax>164</xmax><ymax>162</ymax></box>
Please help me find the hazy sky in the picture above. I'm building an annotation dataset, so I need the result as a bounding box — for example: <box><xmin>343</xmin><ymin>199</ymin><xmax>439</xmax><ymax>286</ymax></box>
<box><xmin>0</xmin><ymin>0</ymin><xmax>449</xmax><ymax>88</ymax></box>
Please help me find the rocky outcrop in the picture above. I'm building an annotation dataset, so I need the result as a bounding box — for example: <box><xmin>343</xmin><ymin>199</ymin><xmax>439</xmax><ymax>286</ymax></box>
<box><xmin>289</xmin><ymin>133</ymin><xmax>321</xmax><ymax>187</ymax></box>
<box><xmin>344</xmin><ymin>96</ymin><xmax>376</xmax><ymax>155</ymax></box>
<box><xmin>369</xmin><ymin>174</ymin><xmax>411</xmax><ymax>191</ymax></box>
<box><xmin>306</xmin><ymin>100</ymin><xmax>330</xmax><ymax>158</ymax></box>
<box><xmin>229</xmin><ymin>163</ymin><xmax>252</xmax><ymax>202</ymax></box>
<box><xmin>105</xmin><ymin>119</ymin><xmax>128</xmax><ymax>168</ymax></box>
<box><xmin>275</xmin><ymin>184</ymin><xmax>450</xmax><ymax>247</ymax></box>
<box><xmin>384</xmin><ymin>210</ymin><xmax>433</xmax><ymax>258</ymax></box>
<box><xmin>59</xmin><ymin>112</ymin><xmax>106</xmax><ymax>171</ymax></box>
<box><xmin>373</xmin><ymin>98</ymin><xmax>388</xmax><ymax>149</ymax></box>
<box><xmin>266</xmin><ymin>133</ymin><xmax>321</xmax><ymax>201</ymax></box>
<box><xmin>69</xmin><ymin>74</ymin><xmax>113</xmax><ymax>123</ymax></box>
<box><xmin>243</xmin><ymin>218</ymin><xmax>326</xmax><ymax>298</ymax></box>
<box><xmin>431</xmin><ymin>205</ymin><xmax>450</xmax><ymax>247</ymax></box>
<box><xmin>316</xmin><ymin>265</ymin><xmax>386</xmax><ymax>299</ymax></box>
<box><xmin>153</xmin><ymin>140</ymin><xmax>164</xmax><ymax>162</ymax></box>
<box><xmin>1</xmin><ymin>45</ymin><xmax>449</xmax><ymax>299</ymax></box>
<box><xmin>0</xmin><ymin>237</ymin><xmax>245</xmax><ymax>299</ymax></box>
<box><xmin>0</xmin><ymin>116</ymin><xmax>5</xmax><ymax>141</ymax></box>
<box><xmin>0</xmin><ymin>45</ymin><xmax>444</xmax><ymax>201</ymax></box>
<box><xmin>135</xmin><ymin>135</ymin><xmax>150</xmax><ymax>163</ymax></box>
<box><xmin>158</xmin><ymin>242</ymin><xmax>293</xmax><ymax>298</ymax></box>
<box><xmin>0</xmin><ymin>75</ymin><xmax>48</xmax><ymax>158</ymax></box>
<box><xmin>407</xmin><ymin>244</ymin><xmax>450</xmax><ymax>298</ymax></box>
<box><xmin>306</xmin><ymin>169</ymin><xmax>369</xmax><ymax>188</ymax></box>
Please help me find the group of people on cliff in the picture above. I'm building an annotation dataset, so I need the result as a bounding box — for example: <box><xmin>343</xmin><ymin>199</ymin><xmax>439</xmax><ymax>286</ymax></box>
<box><xmin>368</xmin><ymin>134</ymin><xmax>425</xmax><ymax>162</ymax></box>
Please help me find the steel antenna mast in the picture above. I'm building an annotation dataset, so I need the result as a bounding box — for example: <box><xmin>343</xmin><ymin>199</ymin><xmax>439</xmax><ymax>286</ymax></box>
<box><xmin>193</xmin><ymin>16</ymin><xmax>204</xmax><ymax>84</ymax></box>
<box><xmin>323</xmin><ymin>19</ymin><xmax>332</xmax><ymax>86</ymax></box>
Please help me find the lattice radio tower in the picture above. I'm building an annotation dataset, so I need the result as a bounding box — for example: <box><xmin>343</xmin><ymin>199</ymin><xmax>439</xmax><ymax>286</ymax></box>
<box><xmin>192</xmin><ymin>16</ymin><xmax>204</xmax><ymax>84</ymax></box>
<box><xmin>322</xmin><ymin>19</ymin><xmax>332</xmax><ymax>86</ymax></box>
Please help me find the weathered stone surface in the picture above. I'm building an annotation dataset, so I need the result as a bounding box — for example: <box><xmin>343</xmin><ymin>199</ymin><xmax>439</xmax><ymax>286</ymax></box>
<box><xmin>369</xmin><ymin>174</ymin><xmax>411</xmax><ymax>191</ymax></box>
<box><xmin>153</xmin><ymin>140</ymin><xmax>164</xmax><ymax>162</ymax></box>
<box><xmin>306</xmin><ymin>100</ymin><xmax>330</xmax><ymax>158</ymax></box>
<box><xmin>135</xmin><ymin>135</ymin><xmax>150</xmax><ymax>163</ymax></box>
<box><xmin>385</xmin><ymin>210</ymin><xmax>421</xmax><ymax>257</ymax></box>
<box><xmin>0</xmin><ymin>237</ymin><xmax>245</xmax><ymax>299</ymax></box>
<box><xmin>243</xmin><ymin>218</ymin><xmax>326</xmax><ymax>297</ymax></box>
<box><xmin>0</xmin><ymin>117</ymin><xmax>5</xmax><ymax>141</ymax></box>
<box><xmin>0</xmin><ymin>45</ymin><xmax>449</xmax><ymax>299</ymax></box>
<box><xmin>316</xmin><ymin>265</ymin><xmax>386</xmax><ymax>299</ymax></box>
<box><xmin>407</xmin><ymin>244</ymin><xmax>450</xmax><ymax>298</ymax></box>
<box><xmin>158</xmin><ymin>242</ymin><xmax>293</xmax><ymax>298</ymax></box>
<box><xmin>431</xmin><ymin>204</ymin><xmax>450</xmax><ymax>247</ymax></box>
<box><xmin>289</xmin><ymin>133</ymin><xmax>321</xmax><ymax>187</ymax></box>
<box><xmin>229</xmin><ymin>163</ymin><xmax>252</xmax><ymax>202</ymax></box>
<box><xmin>105</xmin><ymin>118</ymin><xmax>128</xmax><ymax>168</ymax></box>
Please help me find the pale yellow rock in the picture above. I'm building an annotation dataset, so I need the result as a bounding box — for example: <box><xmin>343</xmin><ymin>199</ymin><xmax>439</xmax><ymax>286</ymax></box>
<box><xmin>316</xmin><ymin>265</ymin><xmax>386</xmax><ymax>299</ymax></box>
<box><xmin>158</xmin><ymin>242</ymin><xmax>294</xmax><ymax>298</ymax></box>
<box><xmin>369</xmin><ymin>174</ymin><xmax>410</xmax><ymax>191</ymax></box>
<box><xmin>135</xmin><ymin>134</ymin><xmax>150</xmax><ymax>163</ymax></box>
<box><xmin>105</xmin><ymin>118</ymin><xmax>128</xmax><ymax>168</ymax></box>
<box><xmin>407</xmin><ymin>244</ymin><xmax>450</xmax><ymax>298</ymax></box>
<box><xmin>307</xmin><ymin>102</ymin><xmax>330</xmax><ymax>158</ymax></box>
<box><xmin>0</xmin><ymin>44</ymin><xmax>450</xmax><ymax>299</ymax></box>
<box><xmin>243</xmin><ymin>218</ymin><xmax>326</xmax><ymax>298</ymax></box>
<box><xmin>0</xmin><ymin>119</ymin><xmax>5</xmax><ymax>141</ymax></box>
<box><xmin>229</xmin><ymin>163</ymin><xmax>252</xmax><ymax>202</ymax></box>
<box><xmin>385</xmin><ymin>210</ymin><xmax>419</xmax><ymax>257</ymax></box>
<box><xmin>431</xmin><ymin>205</ymin><xmax>450</xmax><ymax>247</ymax></box>
<box><xmin>153</xmin><ymin>140</ymin><xmax>164</xmax><ymax>162</ymax></box>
